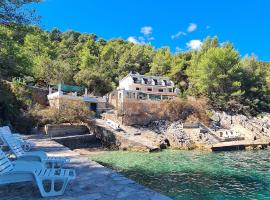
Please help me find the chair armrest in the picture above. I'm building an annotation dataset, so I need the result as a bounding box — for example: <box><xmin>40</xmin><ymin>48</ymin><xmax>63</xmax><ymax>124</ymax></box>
<box><xmin>25</xmin><ymin>151</ymin><xmax>47</xmax><ymax>158</ymax></box>
<box><xmin>12</xmin><ymin>160</ymin><xmax>44</xmax><ymax>172</ymax></box>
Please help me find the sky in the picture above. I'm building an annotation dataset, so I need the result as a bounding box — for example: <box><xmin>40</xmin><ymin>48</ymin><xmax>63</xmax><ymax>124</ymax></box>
<box><xmin>31</xmin><ymin>0</ymin><xmax>270</xmax><ymax>61</ymax></box>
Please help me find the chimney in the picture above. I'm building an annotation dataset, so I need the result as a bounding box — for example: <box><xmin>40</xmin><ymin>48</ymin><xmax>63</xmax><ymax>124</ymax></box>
<box><xmin>58</xmin><ymin>83</ymin><xmax>61</xmax><ymax>92</ymax></box>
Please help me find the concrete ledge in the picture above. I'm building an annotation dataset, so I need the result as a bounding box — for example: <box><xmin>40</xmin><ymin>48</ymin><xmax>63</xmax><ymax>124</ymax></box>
<box><xmin>44</xmin><ymin>124</ymin><xmax>89</xmax><ymax>137</ymax></box>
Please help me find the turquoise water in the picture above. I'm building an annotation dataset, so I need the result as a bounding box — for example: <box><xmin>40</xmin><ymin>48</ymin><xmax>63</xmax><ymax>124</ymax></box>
<box><xmin>90</xmin><ymin>150</ymin><xmax>270</xmax><ymax>200</ymax></box>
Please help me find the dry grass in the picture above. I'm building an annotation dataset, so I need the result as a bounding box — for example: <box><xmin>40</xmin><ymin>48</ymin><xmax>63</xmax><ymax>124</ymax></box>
<box><xmin>119</xmin><ymin>98</ymin><xmax>209</xmax><ymax>126</ymax></box>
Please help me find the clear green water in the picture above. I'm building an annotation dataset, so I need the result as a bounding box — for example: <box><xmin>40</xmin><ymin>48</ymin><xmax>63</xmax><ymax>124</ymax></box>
<box><xmin>90</xmin><ymin>150</ymin><xmax>270</xmax><ymax>200</ymax></box>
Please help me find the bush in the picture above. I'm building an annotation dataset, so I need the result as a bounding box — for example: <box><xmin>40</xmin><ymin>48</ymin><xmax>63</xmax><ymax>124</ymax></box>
<box><xmin>119</xmin><ymin>98</ymin><xmax>209</xmax><ymax>126</ymax></box>
<box><xmin>31</xmin><ymin>100</ymin><xmax>93</xmax><ymax>125</ymax></box>
<box><xmin>11</xmin><ymin>78</ymin><xmax>32</xmax><ymax>110</ymax></box>
<box><xmin>12</xmin><ymin>113</ymin><xmax>38</xmax><ymax>134</ymax></box>
<box><xmin>0</xmin><ymin>80</ymin><xmax>20</xmax><ymax>126</ymax></box>
<box><xmin>0</xmin><ymin>80</ymin><xmax>36</xmax><ymax>133</ymax></box>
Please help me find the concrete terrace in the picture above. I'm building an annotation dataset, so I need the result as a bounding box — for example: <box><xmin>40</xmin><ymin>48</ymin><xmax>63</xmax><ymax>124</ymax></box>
<box><xmin>0</xmin><ymin>137</ymin><xmax>171</xmax><ymax>200</ymax></box>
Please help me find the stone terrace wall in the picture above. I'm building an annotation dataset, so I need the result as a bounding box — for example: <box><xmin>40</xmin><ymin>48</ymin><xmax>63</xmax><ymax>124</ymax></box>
<box><xmin>44</xmin><ymin>124</ymin><xmax>89</xmax><ymax>137</ymax></box>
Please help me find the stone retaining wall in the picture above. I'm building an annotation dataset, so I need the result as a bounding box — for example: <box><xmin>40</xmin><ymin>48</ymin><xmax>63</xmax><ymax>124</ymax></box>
<box><xmin>53</xmin><ymin>134</ymin><xmax>100</xmax><ymax>150</ymax></box>
<box><xmin>44</xmin><ymin>124</ymin><xmax>89</xmax><ymax>137</ymax></box>
<box><xmin>88</xmin><ymin>120</ymin><xmax>159</xmax><ymax>151</ymax></box>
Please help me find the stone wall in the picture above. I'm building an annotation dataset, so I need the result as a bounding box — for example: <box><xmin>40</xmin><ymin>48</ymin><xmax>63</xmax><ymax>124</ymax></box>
<box><xmin>44</xmin><ymin>124</ymin><xmax>89</xmax><ymax>137</ymax></box>
<box><xmin>53</xmin><ymin>134</ymin><xmax>100</xmax><ymax>150</ymax></box>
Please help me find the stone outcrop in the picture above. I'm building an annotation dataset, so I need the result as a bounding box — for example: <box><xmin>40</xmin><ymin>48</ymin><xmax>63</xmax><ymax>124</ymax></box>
<box><xmin>165</xmin><ymin>121</ymin><xmax>194</xmax><ymax>149</ymax></box>
<box><xmin>143</xmin><ymin>120</ymin><xmax>217</xmax><ymax>150</ymax></box>
<box><xmin>210</xmin><ymin>111</ymin><xmax>270</xmax><ymax>141</ymax></box>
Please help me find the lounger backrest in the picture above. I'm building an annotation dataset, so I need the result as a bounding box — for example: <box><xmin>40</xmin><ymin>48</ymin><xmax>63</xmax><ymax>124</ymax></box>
<box><xmin>0</xmin><ymin>149</ymin><xmax>13</xmax><ymax>175</ymax></box>
<box><xmin>0</xmin><ymin>129</ymin><xmax>25</xmax><ymax>157</ymax></box>
<box><xmin>1</xmin><ymin>126</ymin><xmax>12</xmax><ymax>134</ymax></box>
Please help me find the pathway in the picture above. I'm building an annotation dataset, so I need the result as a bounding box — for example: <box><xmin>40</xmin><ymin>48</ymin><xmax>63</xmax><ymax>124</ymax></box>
<box><xmin>0</xmin><ymin>137</ymin><xmax>171</xmax><ymax>200</ymax></box>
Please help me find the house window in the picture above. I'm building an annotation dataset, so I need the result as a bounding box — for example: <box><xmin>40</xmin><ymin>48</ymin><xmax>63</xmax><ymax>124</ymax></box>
<box><xmin>143</xmin><ymin>78</ymin><xmax>148</xmax><ymax>84</ymax></box>
<box><xmin>132</xmin><ymin>77</ymin><xmax>138</xmax><ymax>83</ymax></box>
<box><xmin>136</xmin><ymin>88</ymin><xmax>140</xmax><ymax>91</ymax></box>
<box><xmin>147</xmin><ymin>88</ymin><xmax>152</xmax><ymax>91</ymax></box>
<box><xmin>163</xmin><ymin>80</ymin><xmax>167</xmax><ymax>85</ymax></box>
<box><xmin>159</xmin><ymin>89</ymin><xmax>163</xmax><ymax>92</ymax></box>
<box><xmin>168</xmin><ymin>88</ymin><xmax>173</xmax><ymax>92</ymax></box>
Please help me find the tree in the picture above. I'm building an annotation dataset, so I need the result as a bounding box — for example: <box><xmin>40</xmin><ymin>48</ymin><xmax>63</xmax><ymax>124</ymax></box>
<box><xmin>187</xmin><ymin>42</ymin><xmax>242</xmax><ymax>111</ymax></box>
<box><xmin>149</xmin><ymin>47</ymin><xmax>171</xmax><ymax>76</ymax></box>
<box><xmin>169</xmin><ymin>52</ymin><xmax>192</xmax><ymax>94</ymax></box>
<box><xmin>33</xmin><ymin>56</ymin><xmax>74</xmax><ymax>85</ymax></box>
<box><xmin>239</xmin><ymin>56</ymin><xmax>270</xmax><ymax>114</ymax></box>
<box><xmin>0</xmin><ymin>0</ymin><xmax>41</xmax><ymax>25</ymax></box>
<box><xmin>74</xmin><ymin>70</ymin><xmax>113</xmax><ymax>96</ymax></box>
<box><xmin>49</xmin><ymin>28</ymin><xmax>62</xmax><ymax>43</ymax></box>
<box><xmin>0</xmin><ymin>25</ymin><xmax>31</xmax><ymax>78</ymax></box>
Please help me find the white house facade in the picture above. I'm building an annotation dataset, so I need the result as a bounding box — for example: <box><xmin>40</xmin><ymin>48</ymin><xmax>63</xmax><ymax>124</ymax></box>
<box><xmin>109</xmin><ymin>72</ymin><xmax>179</xmax><ymax>106</ymax></box>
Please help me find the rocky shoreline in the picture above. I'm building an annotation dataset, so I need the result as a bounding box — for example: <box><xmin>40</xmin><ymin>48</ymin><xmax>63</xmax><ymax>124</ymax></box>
<box><xmin>45</xmin><ymin>112</ymin><xmax>270</xmax><ymax>153</ymax></box>
<box><xmin>99</xmin><ymin>111</ymin><xmax>270</xmax><ymax>152</ymax></box>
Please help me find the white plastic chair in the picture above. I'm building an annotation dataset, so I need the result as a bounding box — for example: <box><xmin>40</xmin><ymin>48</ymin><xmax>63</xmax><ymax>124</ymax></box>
<box><xmin>0</xmin><ymin>149</ymin><xmax>75</xmax><ymax>197</ymax></box>
<box><xmin>13</xmin><ymin>133</ymin><xmax>35</xmax><ymax>151</ymax></box>
<box><xmin>0</xmin><ymin>126</ymin><xmax>70</xmax><ymax>168</ymax></box>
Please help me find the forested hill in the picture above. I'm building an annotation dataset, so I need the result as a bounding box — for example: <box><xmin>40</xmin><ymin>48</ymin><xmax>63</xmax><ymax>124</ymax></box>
<box><xmin>1</xmin><ymin>23</ymin><xmax>270</xmax><ymax>115</ymax></box>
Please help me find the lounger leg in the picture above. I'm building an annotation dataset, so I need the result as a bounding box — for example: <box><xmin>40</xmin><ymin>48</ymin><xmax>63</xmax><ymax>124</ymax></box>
<box><xmin>50</xmin><ymin>178</ymin><xmax>70</xmax><ymax>196</ymax></box>
<box><xmin>35</xmin><ymin>178</ymin><xmax>49</xmax><ymax>197</ymax></box>
<box><xmin>35</xmin><ymin>177</ymin><xmax>70</xmax><ymax>197</ymax></box>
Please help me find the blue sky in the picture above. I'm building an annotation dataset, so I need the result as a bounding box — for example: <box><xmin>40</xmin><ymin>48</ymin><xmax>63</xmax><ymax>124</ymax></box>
<box><xmin>32</xmin><ymin>0</ymin><xmax>270</xmax><ymax>61</ymax></box>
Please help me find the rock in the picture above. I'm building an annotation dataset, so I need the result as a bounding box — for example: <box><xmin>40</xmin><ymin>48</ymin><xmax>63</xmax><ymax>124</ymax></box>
<box><xmin>164</xmin><ymin>121</ymin><xmax>194</xmax><ymax>149</ymax></box>
<box><xmin>211</xmin><ymin>111</ymin><xmax>270</xmax><ymax>141</ymax></box>
<box><xmin>144</xmin><ymin>120</ymin><xmax>170</xmax><ymax>134</ymax></box>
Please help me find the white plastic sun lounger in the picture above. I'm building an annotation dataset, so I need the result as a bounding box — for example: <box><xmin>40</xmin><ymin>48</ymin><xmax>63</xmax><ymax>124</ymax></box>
<box><xmin>0</xmin><ymin>149</ymin><xmax>75</xmax><ymax>197</ymax></box>
<box><xmin>13</xmin><ymin>133</ymin><xmax>35</xmax><ymax>151</ymax></box>
<box><xmin>0</xmin><ymin>127</ymin><xmax>70</xmax><ymax>168</ymax></box>
<box><xmin>0</xmin><ymin>131</ymin><xmax>35</xmax><ymax>152</ymax></box>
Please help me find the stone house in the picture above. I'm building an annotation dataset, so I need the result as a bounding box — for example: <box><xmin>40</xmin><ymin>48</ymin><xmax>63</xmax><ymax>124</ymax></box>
<box><xmin>109</xmin><ymin>72</ymin><xmax>179</xmax><ymax>107</ymax></box>
<box><xmin>47</xmin><ymin>84</ymin><xmax>107</xmax><ymax>114</ymax></box>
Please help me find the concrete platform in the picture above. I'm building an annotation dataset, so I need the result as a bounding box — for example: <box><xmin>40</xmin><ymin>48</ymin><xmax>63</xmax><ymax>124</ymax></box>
<box><xmin>0</xmin><ymin>137</ymin><xmax>171</xmax><ymax>200</ymax></box>
<box><xmin>212</xmin><ymin>140</ymin><xmax>270</xmax><ymax>151</ymax></box>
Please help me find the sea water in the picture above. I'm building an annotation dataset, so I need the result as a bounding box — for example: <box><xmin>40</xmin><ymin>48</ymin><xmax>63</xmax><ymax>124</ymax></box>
<box><xmin>91</xmin><ymin>150</ymin><xmax>270</xmax><ymax>200</ymax></box>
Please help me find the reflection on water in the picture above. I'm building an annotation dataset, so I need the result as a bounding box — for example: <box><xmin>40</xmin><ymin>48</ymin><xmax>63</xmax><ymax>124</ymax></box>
<box><xmin>90</xmin><ymin>150</ymin><xmax>270</xmax><ymax>200</ymax></box>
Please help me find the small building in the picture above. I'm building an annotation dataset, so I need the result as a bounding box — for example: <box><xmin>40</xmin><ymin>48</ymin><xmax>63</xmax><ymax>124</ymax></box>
<box><xmin>109</xmin><ymin>72</ymin><xmax>179</xmax><ymax>107</ymax></box>
<box><xmin>47</xmin><ymin>84</ymin><xmax>107</xmax><ymax>114</ymax></box>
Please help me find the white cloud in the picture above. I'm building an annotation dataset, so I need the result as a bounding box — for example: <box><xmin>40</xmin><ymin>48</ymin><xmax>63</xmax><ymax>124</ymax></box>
<box><xmin>140</xmin><ymin>26</ymin><xmax>153</xmax><ymax>35</ymax></box>
<box><xmin>138</xmin><ymin>36</ymin><xmax>145</xmax><ymax>41</ymax></box>
<box><xmin>128</xmin><ymin>26</ymin><xmax>154</xmax><ymax>44</ymax></box>
<box><xmin>187</xmin><ymin>23</ymin><xmax>197</xmax><ymax>32</ymax></box>
<box><xmin>171</xmin><ymin>31</ymin><xmax>186</xmax><ymax>39</ymax></box>
<box><xmin>127</xmin><ymin>36</ymin><xmax>139</xmax><ymax>44</ymax></box>
<box><xmin>186</xmin><ymin>40</ymin><xmax>202</xmax><ymax>50</ymax></box>
<box><xmin>175</xmin><ymin>46</ymin><xmax>183</xmax><ymax>52</ymax></box>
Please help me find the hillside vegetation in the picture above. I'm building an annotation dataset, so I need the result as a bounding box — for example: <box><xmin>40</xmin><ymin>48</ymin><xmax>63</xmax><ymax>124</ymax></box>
<box><xmin>1</xmin><ymin>24</ymin><xmax>270</xmax><ymax>115</ymax></box>
<box><xmin>1</xmin><ymin>0</ymin><xmax>270</xmax><ymax>130</ymax></box>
